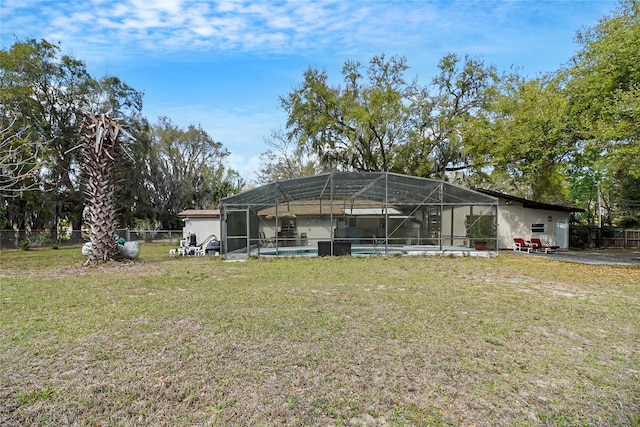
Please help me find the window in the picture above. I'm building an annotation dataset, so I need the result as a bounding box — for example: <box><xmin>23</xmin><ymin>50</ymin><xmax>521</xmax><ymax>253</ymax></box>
<box><xmin>429</xmin><ymin>214</ymin><xmax>441</xmax><ymax>232</ymax></box>
<box><xmin>531</xmin><ymin>223</ymin><xmax>545</xmax><ymax>233</ymax></box>
<box><xmin>348</xmin><ymin>217</ymin><xmax>357</xmax><ymax>228</ymax></box>
<box><xmin>281</xmin><ymin>218</ymin><xmax>296</xmax><ymax>233</ymax></box>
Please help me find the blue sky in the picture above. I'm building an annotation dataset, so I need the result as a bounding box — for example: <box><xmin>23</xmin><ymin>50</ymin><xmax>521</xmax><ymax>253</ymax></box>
<box><xmin>0</xmin><ymin>0</ymin><xmax>616</xmax><ymax>183</ymax></box>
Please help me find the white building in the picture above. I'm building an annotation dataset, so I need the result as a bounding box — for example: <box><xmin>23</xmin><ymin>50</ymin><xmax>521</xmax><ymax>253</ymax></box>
<box><xmin>177</xmin><ymin>209</ymin><xmax>221</xmax><ymax>245</ymax></box>
<box><xmin>219</xmin><ymin>172</ymin><xmax>500</xmax><ymax>259</ymax></box>
<box><xmin>178</xmin><ymin>175</ymin><xmax>584</xmax><ymax>257</ymax></box>
<box><xmin>474</xmin><ymin>189</ymin><xmax>584</xmax><ymax>250</ymax></box>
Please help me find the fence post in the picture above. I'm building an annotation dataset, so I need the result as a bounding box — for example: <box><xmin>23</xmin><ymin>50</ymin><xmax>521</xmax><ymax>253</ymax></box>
<box><xmin>625</xmin><ymin>229</ymin><xmax>628</xmax><ymax>248</ymax></box>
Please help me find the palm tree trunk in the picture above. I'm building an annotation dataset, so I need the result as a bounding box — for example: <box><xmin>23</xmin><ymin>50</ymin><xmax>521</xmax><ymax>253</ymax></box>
<box><xmin>81</xmin><ymin>113</ymin><xmax>122</xmax><ymax>264</ymax></box>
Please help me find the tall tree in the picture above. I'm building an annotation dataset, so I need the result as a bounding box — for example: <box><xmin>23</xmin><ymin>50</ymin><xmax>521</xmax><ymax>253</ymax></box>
<box><xmin>0</xmin><ymin>39</ymin><xmax>145</xmax><ymax>233</ymax></box>
<box><xmin>115</xmin><ymin>116</ymin><xmax>154</xmax><ymax>228</ymax></box>
<box><xmin>80</xmin><ymin>112</ymin><xmax>123</xmax><ymax>263</ymax></box>
<box><xmin>281</xmin><ymin>54</ymin><xmax>414</xmax><ymax>172</ymax></box>
<box><xmin>144</xmin><ymin>117</ymin><xmax>237</xmax><ymax>227</ymax></box>
<box><xmin>0</xmin><ymin>119</ymin><xmax>40</xmax><ymax>197</ymax></box>
<box><xmin>398</xmin><ymin>54</ymin><xmax>498</xmax><ymax>179</ymax></box>
<box><xmin>256</xmin><ymin>127</ymin><xmax>321</xmax><ymax>184</ymax></box>
<box><xmin>0</xmin><ymin>39</ymin><xmax>92</xmax><ymax>232</ymax></box>
<box><xmin>281</xmin><ymin>54</ymin><xmax>497</xmax><ymax>180</ymax></box>
<box><xmin>465</xmin><ymin>74</ymin><xmax>576</xmax><ymax>203</ymax></box>
<box><xmin>0</xmin><ymin>120</ymin><xmax>41</xmax><ymax>246</ymax></box>
<box><xmin>566</xmin><ymin>0</ymin><xmax>640</xmax><ymax>222</ymax></box>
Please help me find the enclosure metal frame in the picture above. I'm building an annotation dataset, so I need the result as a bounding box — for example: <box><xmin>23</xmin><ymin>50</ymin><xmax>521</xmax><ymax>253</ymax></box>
<box><xmin>219</xmin><ymin>172</ymin><xmax>498</xmax><ymax>258</ymax></box>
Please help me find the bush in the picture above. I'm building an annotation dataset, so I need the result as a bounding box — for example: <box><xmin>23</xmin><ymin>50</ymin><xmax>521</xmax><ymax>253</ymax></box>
<box><xmin>616</xmin><ymin>216</ymin><xmax>640</xmax><ymax>228</ymax></box>
<box><xmin>570</xmin><ymin>224</ymin><xmax>590</xmax><ymax>249</ymax></box>
<box><xmin>465</xmin><ymin>214</ymin><xmax>497</xmax><ymax>250</ymax></box>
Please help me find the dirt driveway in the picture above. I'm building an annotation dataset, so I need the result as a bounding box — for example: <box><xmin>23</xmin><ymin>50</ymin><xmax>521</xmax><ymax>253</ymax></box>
<box><xmin>527</xmin><ymin>249</ymin><xmax>640</xmax><ymax>266</ymax></box>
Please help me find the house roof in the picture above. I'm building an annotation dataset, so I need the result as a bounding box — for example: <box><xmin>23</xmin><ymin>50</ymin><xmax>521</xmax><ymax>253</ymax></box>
<box><xmin>258</xmin><ymin>202</ymin><xmax>346</xmax><ymax>217</ymax></box>
<box><xmin>177</xmin><ymin>209</ymin><xmax>221</xmax><ymax>218</ymax></box>
<box><xmin>345</xmin><ymin>208</ymin><xmax>404</xmax><ymax>216</ymax></box>
<box><xmin>257</xmin><ymin>202</ymin><xmax>407</xmax><ymax>218</ymax></box>
<box><xmin>474</xmin><ymin>189</ymin><xmax>585</xmax><ymax>213</ymax></box>
<box><xmin>221</xmin><ymin>172</ymin><xmax>498</xmax><ymax>210</ymax></box>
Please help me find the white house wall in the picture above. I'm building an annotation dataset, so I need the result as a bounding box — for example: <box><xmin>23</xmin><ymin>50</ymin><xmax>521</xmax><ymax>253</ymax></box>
<box><xmin>497</xmin><ymin>204</ymin><xmax>526</xmax><ymax>250</ymax></box>
<box><xmin>497</xmin><ymin>202</ymin><xmax>570</xmax><ymax>249</ymax></box>
<box><xmin>258</xmin><ymin>216</ymin><xmax>421</xmax><ymax>246</ymax></box>
<box><xmin>259</xmin><ymin>217</ymin><xmax>333</xmax><ymax>246</ymax></box>
<box><xmin>298</xmin><ymin>217</ymin><xmax>333</xmax><ymax>244</ymax></box>
<box><xmin>443</xmin><ymin>205</ymin><xmax>496</xmax><ymax>247</ymax></box>
<box><xmin>182</xmin><ymin>218</ymin><xmax>221</xmax><ymax>244</ymax></box>
<box><xmin>254</xmin><ymin>204</ymin><xmax>571</xmax><ymax>250</ymax></box>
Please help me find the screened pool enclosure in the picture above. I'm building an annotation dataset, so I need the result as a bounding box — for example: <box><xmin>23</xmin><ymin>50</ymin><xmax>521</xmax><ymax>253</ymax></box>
<box><xmin>219</xmin><ymin>172</ymin><xmax>498</xmax><ymax>259</ymax></box>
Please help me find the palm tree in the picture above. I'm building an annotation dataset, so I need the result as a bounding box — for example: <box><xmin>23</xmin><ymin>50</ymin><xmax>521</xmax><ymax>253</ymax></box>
<box><xmin>80</xmin><ymin>112</ymin><xmax>122</xmax><ymax>264</ymax></box>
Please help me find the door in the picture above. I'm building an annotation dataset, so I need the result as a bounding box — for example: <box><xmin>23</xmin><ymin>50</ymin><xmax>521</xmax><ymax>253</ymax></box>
<box><xmin>224</xmin><ymin>209</ymin><xmax>250</xmax><ymax>260</ymax></box>
<box><xmin>554</xmin><ymin>217</ymin><xmax>568</xmax><ymax>250</ymax></box>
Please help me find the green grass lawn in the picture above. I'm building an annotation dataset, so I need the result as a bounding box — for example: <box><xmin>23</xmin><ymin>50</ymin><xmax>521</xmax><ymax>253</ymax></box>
<box><xmin>1</xmin><ymin>244</ymin><xmax>639</xmax><ymax>426</ymax></box>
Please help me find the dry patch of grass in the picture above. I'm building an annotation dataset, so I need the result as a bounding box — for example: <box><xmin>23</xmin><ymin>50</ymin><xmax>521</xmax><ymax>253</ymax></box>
<box><xmin>1</xmin><ymin>245</ymin><xmax>639</xmax><ymax>426</ymax></box>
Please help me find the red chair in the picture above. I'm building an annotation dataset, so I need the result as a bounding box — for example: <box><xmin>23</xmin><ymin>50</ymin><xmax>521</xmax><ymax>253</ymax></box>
<box><xmin>513</xmin><ymin>237</ymin><xmax>533</xmax><ymax>252</ymax></box>
<box><xmin>530</xmin><ymin>237</ymin><xmax>559</xmax><ymax>254</ymax></box>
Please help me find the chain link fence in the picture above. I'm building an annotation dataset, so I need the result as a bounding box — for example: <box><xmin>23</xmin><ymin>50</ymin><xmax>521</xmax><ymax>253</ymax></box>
<box><xmin>5</xmin><ymin>227</ymin><xmax>639</xmax><ymax>251</ymax></box>
<box><xmin>0</xmin><ymin>229</ymin><xmax>184</xmax><ymax>251</ymax></box>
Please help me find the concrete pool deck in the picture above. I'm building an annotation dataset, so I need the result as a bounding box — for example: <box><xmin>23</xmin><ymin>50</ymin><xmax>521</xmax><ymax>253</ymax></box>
<box><xmin>251</xmin><ymin>245</ymin><xmax>639</xmax><ymax>265</ymax></box>
<box><xmin>513</xmin><ymin>249</ymin><xmax>640</xmax><ymax>266</ymax></box>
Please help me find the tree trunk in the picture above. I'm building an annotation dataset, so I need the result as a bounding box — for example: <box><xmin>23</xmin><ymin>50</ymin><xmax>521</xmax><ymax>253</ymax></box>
<box><xmin>81</xmin><ymin>113</ymin><xmax>122</xmax><ymax>264</ymax></box>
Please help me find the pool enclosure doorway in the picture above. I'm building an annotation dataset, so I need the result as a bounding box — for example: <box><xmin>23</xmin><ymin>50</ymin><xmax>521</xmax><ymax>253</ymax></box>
<box><xmin>219</xmin><ymin>172</ymin><xmax>499</xmax><ymax>258</ymax></box>
<box><xmin>224</xmin><ymin>208</ymin><xmax>251</xmax><ymax>261</ymax></box>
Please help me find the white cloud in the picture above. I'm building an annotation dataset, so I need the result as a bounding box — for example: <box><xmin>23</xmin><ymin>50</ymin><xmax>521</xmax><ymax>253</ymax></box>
<box><xmin>2</xmin><ymin>0</ymin><xmax>458</xmax><ymax>62</ymax></box>
<box><xmin>228</xmin><ymin>152</ymin><xmax>263</xmax><ymax>184</ymax></box>
<box><xmin>1</xmin><ymin>0</ymin><xmax>617</xmax><ymax>184</ymax></box>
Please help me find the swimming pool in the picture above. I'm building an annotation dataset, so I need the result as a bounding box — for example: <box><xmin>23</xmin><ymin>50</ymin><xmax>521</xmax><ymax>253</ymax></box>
<box><xmin>250</xmin><ymin>244</ymin><xmax>486</xmax><ymax>257</ymax></box>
